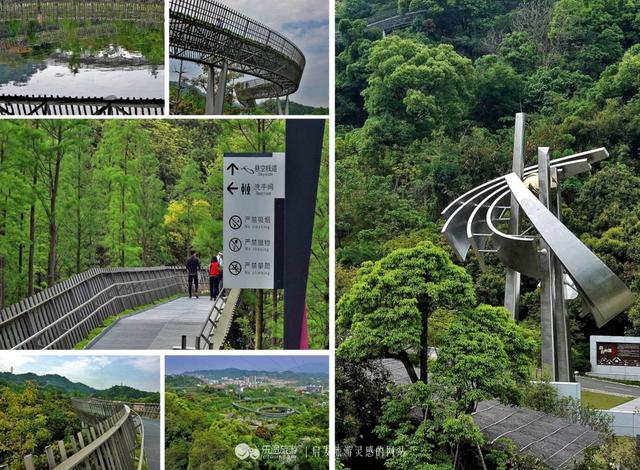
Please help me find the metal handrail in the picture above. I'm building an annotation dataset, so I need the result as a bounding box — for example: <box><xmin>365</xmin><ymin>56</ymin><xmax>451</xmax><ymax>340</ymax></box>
<box><xmin>196</xmin><ymin>287</ymin><xmax>241</xmax><ymax>349</ymax></box>
<box><xmin>170</xmin><ymin>0</ymin><xmax>305</xmax><ymax>99</ymax></box>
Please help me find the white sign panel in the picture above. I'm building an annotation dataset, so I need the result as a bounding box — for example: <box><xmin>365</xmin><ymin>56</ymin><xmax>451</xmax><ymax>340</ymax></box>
<box><xmin>223</xmin><ymin>153</ymin><xmax>285</xmax><ymax>289</ymax></box>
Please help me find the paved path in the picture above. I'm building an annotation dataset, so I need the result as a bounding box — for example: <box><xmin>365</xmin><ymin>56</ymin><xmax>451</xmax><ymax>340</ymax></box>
<box><xmin>578</xmin><ymin>376</ymin><xmax>640</xmax><ymax>397</ymax></box>
<box><xmin>88</xmin><ymin>297</ymin><xmax>213</xmax><ymax>350</ymax></box>
<box><xmin>141</xmin><ymin>418</ymin><xmax>160</xmax><ymax>470</ymax></box>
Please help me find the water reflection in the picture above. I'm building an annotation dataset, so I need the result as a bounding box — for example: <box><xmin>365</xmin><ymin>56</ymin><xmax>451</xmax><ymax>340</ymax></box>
<box><xmin>0</xmin><ymin>14</ymin><xmax>164</xmax><ymax>99</ymax></box>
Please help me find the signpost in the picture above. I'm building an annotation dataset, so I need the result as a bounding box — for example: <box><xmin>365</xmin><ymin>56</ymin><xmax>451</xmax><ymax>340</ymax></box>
<box><xmin>222</xmin><ymin>119</ymin><xmax>325</xmax><ymax>349</ymax></box>
<box><xmin>223</xmin><ymin>153</ymin><xmax>285</xmax><ymax>289</ymax></box>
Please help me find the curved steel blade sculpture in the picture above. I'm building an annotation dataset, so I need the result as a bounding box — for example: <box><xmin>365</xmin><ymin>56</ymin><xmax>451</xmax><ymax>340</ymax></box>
<box><xmin>442</xmin><ymin>113</ymin><xmax>633</xmax><ymax>381</ymax></box>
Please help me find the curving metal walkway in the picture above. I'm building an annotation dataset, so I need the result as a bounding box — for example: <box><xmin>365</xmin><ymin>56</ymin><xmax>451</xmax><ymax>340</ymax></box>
<box><xmin>336</xmin><ymin>9</ymin><xmax>427</xmax><ymax>42</ymax></box>
<box><xmin>169</xmin><ymin>0</ymin><xmax>305</xmax><ymax>114</ymax></box>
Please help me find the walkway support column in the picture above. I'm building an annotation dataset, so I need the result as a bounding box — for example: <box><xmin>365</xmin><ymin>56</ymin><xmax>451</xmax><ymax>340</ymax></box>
<box><xmin>213</xmin><ymin>60</ymin><xmax>228</xmax><ymax>115</ymax></box>
<box><xmin>205</xmin><ymin>65</ymin><xmax>215</xmax><ymax>114</ymax></box>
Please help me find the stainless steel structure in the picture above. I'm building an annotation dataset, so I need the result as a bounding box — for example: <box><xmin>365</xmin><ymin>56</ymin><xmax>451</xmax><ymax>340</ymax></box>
<box><xmin>442</xmin><ymin>114</ymin><xmax>633</xmax><ymax>381</ymax></box>
<box><xmin>169</xmin><ymin>0</ymin><xmax>305</xmax><ymax>115</ymax></box>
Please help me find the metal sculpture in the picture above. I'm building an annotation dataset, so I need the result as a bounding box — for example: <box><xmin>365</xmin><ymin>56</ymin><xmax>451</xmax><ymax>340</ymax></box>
<box><xmin>442</xmin><ymin>113</ymin><xmax>634</xmax><ymax>381</ymax></box>
<box><xmin>169</xmin><ymin>0</ymin><xmax>305</xmax><ymax>115</ymax></box>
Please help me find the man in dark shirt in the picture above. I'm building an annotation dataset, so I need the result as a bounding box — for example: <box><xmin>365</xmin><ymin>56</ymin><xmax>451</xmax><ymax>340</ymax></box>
<box><xmin>186</xmin><ymin>251</ymin><xmax>200</xmax><ymax>298</ymax></box>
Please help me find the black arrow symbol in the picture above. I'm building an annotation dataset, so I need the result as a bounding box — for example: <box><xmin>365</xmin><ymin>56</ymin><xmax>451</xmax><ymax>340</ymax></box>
<box><xmin>227</xmin><ymin>163</ymin><xmax>239</xmax><ymax>175</ymax></box>
<box><xmin>226</xmin><ymin>182</ymin><xmax>238</xmax><ymax>195</ymax></box>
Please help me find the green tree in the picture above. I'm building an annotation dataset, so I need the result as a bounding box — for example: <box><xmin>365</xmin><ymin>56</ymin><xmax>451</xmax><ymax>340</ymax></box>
<box><xmin>359</xmin><ymin>37</ymin><xmax>474</xmax><ymax>153</ymax></box>
<box><xmin>337</xmin><ymin>241</ymin><xmax>476</xmax><ymax>382</ymax></box>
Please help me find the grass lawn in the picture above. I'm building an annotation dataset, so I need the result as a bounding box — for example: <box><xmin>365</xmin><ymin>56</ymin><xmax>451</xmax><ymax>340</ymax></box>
<box><xmin>581</xmin><ymin>390</ymin><xmax>635</xmax><ymax>409</ymax></box>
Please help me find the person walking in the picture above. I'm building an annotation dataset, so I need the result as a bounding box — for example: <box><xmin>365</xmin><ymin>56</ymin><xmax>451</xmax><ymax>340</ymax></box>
<box><xmin>208</xmin><ymin>256</ymin><xmax>221</xmax><ymax>300</ymax></box>
<box><xmin>186</xmin><ymin>251</ymin><xmax>200</xmax><ymax>298</ymax></box>
<box><xmin>216</xmin><ymin>251</ymin><xmax>224</xmax><ymax>287</ymax></box>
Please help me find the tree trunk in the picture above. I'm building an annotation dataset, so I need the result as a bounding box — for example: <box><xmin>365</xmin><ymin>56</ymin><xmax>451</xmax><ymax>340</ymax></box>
<box><xmin>397</xmin><ymin>350</ymin><xmax>419</xmax><ymax>383</ymax></box>
<box><xmin>477</xmin><ymin>445</ymin><xmax>488</xmax><ymax>470</ymax></box>
<box><xmin>120</xmin><ymin>142</ymin><xmax>128</xmax><ymax>267</ymax></box>
<box><xmin>27</xmin><ymin>163</ymin><xmax>38</xmax><ymax>296</ymax></box>
<box><xmin>255</xmin><ymin>289</ymin><xmax>264</xmax><ymax>349</ymax></box>
<box><xmin>47</xmin><ymin>126</ymin><xmax>63</xmax><ymax>287</ymax></box>
<box><xmin>18</xmin><ymin>212</ymin><xmax>24</xmax><ymax>275</ymax></box>
<box><xmin>271</xmin><ymin>289</ymin><xmax>278</xmax><ymax>347</ymax></box>
<box><xmin>420</xmin><ymin>310</ymin><xmax>429</xmax><ymax>382</ymax></box>
<box><xmin>28</xmin><ymin>161</ymin><xmax>37</xmax><ymax>296</ymax></box>
<box><xmin>76</xmin><ymin>151</ymin><xmax>82</xmax><ymax>273</ymax></box>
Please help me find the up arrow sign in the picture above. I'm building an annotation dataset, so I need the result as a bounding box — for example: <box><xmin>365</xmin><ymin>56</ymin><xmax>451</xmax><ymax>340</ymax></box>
<box><xmin>226</xmin><ymin>182</ymin><xmax>238</xmax><ymax>195</ymax></box>
<box><xmin>227</xmin><ymin>163</ymin><xmax>239</xmax><ymax>175</ymax></box>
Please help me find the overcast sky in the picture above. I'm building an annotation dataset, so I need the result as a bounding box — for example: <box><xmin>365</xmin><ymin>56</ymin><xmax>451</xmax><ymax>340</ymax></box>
<box><xmin>171</xmin><ymin>0</ymin><xmax>329</xmax><ymax>108</ymax></box>
<box><xmin>0</xmin><ymin>355</ymin><xmax>160</xmax><ymax>392</ymax></box>
<box><xmin>165</xmin><ymin>355</ymin><xmax>329</xmax><ymax>374</ymax></box>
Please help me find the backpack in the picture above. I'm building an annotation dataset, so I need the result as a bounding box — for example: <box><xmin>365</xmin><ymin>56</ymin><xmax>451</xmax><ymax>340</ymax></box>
<box><xmin>209</xmin><ymin>261</ymin><xmax>220</xmax><ymax>276</ymax></box>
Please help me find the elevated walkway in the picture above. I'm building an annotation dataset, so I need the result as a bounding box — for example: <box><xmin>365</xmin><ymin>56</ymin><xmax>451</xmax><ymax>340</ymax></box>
<box><xmin>88</xmin><ymin>297</ymin><xmax>214</xmax><ymax>350</ymax></box>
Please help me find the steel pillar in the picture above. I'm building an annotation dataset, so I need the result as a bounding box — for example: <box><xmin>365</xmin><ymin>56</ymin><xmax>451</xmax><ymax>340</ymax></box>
<box><xmin>284</xmin><ymin>96</ymin><xmax>290</xmax><ymax>115</ymax></box>
<box><xmin>277</xmin><ymin>97</ymin><xmax>283</xmax><ymax>115</ymax></box>
<box><xmin>538</xmin><ymin>147</ymin><xmax>557</xmax><ymax>379</ymax></box>
<box><xmin>205</xmin><ymin>65</ymin><xmax>215</xmax><ymax>114</ymax></box>
<box><xmin>504</xmin><ymin>113</ymin><xmax>526</xmax><ymax>319</ymax></box>
<box><xmin>213</xmin><ymin>60</ymin><xmax>228</xmax><ymax>115</ymax></box>
<box><xmin>551</xmin><ymin>167</ymin><xmax>572</xmax><ymax>381</ymax></box>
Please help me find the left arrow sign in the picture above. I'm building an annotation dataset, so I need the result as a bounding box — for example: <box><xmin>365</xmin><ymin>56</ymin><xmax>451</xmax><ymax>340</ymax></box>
<box><xmin>227</xmin><ymin>182</ymin><xmax>238</xmax><ymax>195</ymax></box>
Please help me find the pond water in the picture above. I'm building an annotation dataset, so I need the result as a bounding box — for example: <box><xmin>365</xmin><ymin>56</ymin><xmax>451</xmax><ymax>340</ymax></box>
<box><xmin>0</xmin><ymin>16</ymin><xmax>164</xmax><ymax>100</ymax></box>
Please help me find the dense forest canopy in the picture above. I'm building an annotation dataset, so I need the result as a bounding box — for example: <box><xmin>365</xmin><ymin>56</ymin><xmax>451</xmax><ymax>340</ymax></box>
<box><xmin>337</xmin><ymin>0</ymin><xmax>640</xmax><ymax>339</ymax></box>
<box><xmin>337</xmin><ymin>0</ymin><xmax>640</xmax><ymax>468</ymax></box>
<box><xmin>0</xmin><ymin>373</ymin><xmax>158</xmax><ymax>470</ymax></box>
<box><xmin>0</xmin><ymin>119</ymin><xmax>329</xmax><ymax>348</ymax></box>
<box><xmin>165</xmin><ymin>376</ymin><xmax>329</xmax><ymax>469</ymax></box>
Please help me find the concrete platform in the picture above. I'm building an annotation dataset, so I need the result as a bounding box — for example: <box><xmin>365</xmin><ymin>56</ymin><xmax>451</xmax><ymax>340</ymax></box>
<box><xmin>87</xmin><ymin>297</ymin><xmax>213</xmax><ymax>350</ymax></box>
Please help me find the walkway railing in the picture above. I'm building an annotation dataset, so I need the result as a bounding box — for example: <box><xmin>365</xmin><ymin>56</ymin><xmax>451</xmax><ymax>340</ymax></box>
<box><xmin>23</xmin><ymin>403</ymin><xmax>144</xmax><ymax>470</ymax></box>
<box><xmin>0</xmin><ymin>266</ymin><xmax>197</xmax><ymax>350</ymax></box>
<box><xmin>194</xmin><ymin>287</ymin><xmax>241</xmax><ymax>349</ymax></box>
<box><xmin>0</xmin><ymin>95</ymin><xmax>164</xmax><ymax>116</ymax></box>
<box><xmin>73</xmin><ymin>398</ymin><xmax>160</xmax><ymax>422</ymax></box>
<box><xmin>170</xmin><ymin>0</ymin><xmax>305</xmax><ymax>100</ymax></box>
<box><xmin>0</xmin><ymin>0</ymin><xmax>163</xmax><ymax>24</ymax></box>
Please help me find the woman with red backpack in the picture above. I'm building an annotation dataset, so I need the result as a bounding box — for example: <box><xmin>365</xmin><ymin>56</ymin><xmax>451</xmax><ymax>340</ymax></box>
<box><xmin>208</xmin><ymin>256</ymin><xmax>221</xmax><ymax>300</ymax></box>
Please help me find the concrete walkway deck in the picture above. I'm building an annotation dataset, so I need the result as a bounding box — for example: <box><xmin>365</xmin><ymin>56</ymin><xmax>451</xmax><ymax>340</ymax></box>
<box><xmin>141</xmin><ymin>418</ymin><xmax>160</xmax><ymax>470</ymax></box>
<box><xmin>88</xmin><ymin>297</ymin><xmax>213</xmax><ymax>350</ymax></box>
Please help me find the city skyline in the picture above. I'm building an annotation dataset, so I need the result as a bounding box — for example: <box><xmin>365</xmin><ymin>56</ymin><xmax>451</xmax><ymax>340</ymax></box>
<box><xmin>165</xmin><ymin>355</ymin><xmax>328</xmax><ymax>375</ymax></box>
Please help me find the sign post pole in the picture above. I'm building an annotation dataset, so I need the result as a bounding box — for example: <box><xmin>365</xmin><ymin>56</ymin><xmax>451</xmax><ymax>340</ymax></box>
<box><xmin>283</xmin><ymin>119</ymin><xmax>325</xmax><ymax>349</ymax></box>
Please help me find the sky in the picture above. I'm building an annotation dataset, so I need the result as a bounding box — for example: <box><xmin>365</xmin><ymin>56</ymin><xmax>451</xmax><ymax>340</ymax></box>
<box><xmin>170</xmin><ymin>0</ymin><xmax>329</xmax><ymax>108</ymax></box>
<box><xmin>0</xmin><ymin>355</ymin><xmax>160</xmax><ymax>392</ymax></box>
<box><xmin>165</xmin><ymin>355</ymin><xmax>329</xmax><ymax>374</ymax></box>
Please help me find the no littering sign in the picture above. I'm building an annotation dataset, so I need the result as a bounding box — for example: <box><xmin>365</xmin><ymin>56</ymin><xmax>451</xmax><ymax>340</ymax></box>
<box><xmin>223</xmin><ymin>153</ymin><xmax>285</xmax><ymax>289</ymax></box>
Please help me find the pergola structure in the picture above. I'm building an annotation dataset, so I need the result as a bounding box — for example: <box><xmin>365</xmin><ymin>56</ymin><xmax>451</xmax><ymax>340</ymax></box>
<box><xmin>442</xmin><ymin>113</ymin><xmax>634</xmax><ymax>382</ymax></box>
<box><xmin>169</xmin><ymin>0</ymin><xmax>305</xmax><ymax>115</ymax></box>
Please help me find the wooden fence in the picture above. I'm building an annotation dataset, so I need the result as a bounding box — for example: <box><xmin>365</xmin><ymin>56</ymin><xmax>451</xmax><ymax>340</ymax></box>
<box><xmin>22</xmin><ymin>403</ymin><xmax>143</xmax><ymax>470</ymax></box>
<box><xmin>0</xmin><ymin>266</ymin><xmax>209</xmax><ymax>350</ymax></box>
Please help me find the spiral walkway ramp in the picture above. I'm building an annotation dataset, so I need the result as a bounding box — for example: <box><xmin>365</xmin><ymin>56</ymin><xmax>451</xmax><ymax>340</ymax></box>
<box><xmin>169</xmin><ymin>0</ymin><xmax>305</xmax><ymax>114</ymax></box>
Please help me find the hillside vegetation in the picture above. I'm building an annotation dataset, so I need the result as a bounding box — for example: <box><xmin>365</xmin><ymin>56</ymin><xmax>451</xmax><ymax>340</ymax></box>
<box><xmin>336</xmin><ymin>0</ymin><xmax>640</xmax><ymax>468</ymax></box>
